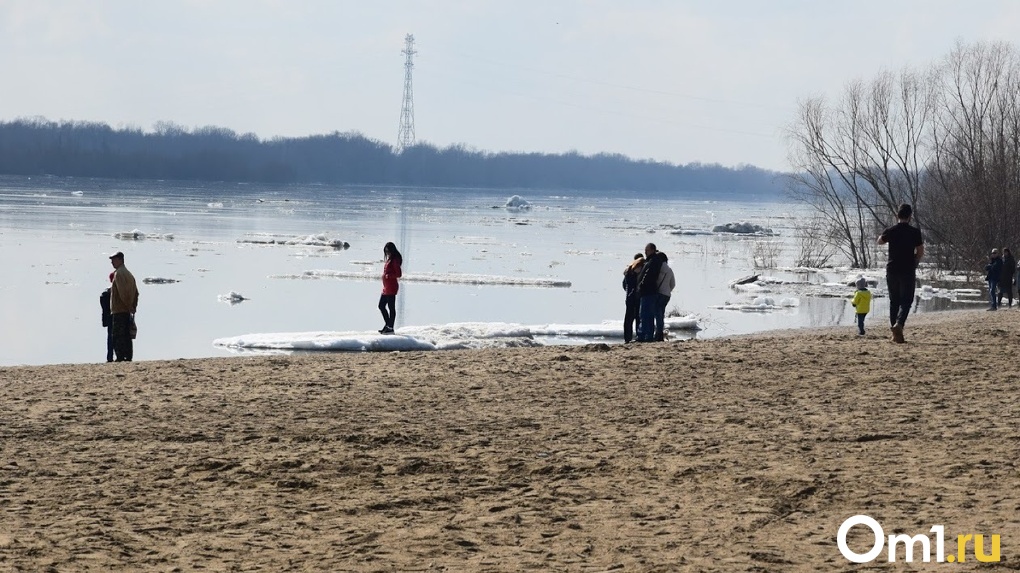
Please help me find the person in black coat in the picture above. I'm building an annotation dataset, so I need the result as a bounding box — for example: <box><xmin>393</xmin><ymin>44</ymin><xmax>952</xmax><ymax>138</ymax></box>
<box><xmin>998</xmin><ymin>247</ymin><xmax>1016</xmax><ymax>308</ymax></box>
<box><xmin>986</xmin><ymin>248</ymin><xmax>1003</xmax><ymax>310</ymax></box>
<box><xmin>622</xmin><ymin>254</ymin><xmax>644</xmax><ymax>343</ymax></box>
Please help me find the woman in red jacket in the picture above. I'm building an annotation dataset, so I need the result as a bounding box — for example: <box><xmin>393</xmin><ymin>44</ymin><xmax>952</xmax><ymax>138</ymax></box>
<box><xmin>378</xmin><ymin>242</ymin><xmax>403</xmax><ymax>334</ymax></box>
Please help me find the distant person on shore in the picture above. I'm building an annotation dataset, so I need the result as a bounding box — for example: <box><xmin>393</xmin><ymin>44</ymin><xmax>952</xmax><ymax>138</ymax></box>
<box><xmin>622</xmin><ymin>254</ymin><xmax>644</xmax><ymax>343</ymax></box>
<box><xmin>653</xmin><ymin>253</ymin><xmax>677</xmax><ymax>342</ymax></box>
<box><xmin>986</xmin><ymin>248</ymin><xmax>1003</xmax><ymax>311</ymax></box>
<box><xmin>877</xmin><ymin>204</ymin><xmax>924</xmax><ymax>343</ymax></box>
<box><xmin>850</xmin><ymin>277</ymin><xmax>871</xmax><ymax>336</ymax></box>
<box><xmin>999</xmin><ymin>247</ymin><xmax>1016</xmax><ymax>308</ymax></box>
<box><xmin>378</xmin><ymin>242</ymin><xmax>403</xmax><ymax>334</ymax></box>
<box><xmin>108</xmin><ymin>251</ymin><xmax>139</xmax><ymax>361</ymax></box>
<box><xmin>100</xmin><ymin>272</ymin><xmax>114</xmax><ymax>362</ymax></box>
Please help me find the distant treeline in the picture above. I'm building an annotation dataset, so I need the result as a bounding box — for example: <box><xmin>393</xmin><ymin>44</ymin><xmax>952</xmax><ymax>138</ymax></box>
<box><xmin>0</xmin><ymin>118</ymin><xmax>784</xmax><ymax>195</ymax></box>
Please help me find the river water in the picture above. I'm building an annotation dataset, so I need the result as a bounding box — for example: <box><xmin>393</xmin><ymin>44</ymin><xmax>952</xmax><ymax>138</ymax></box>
<box><xmin>0</xmin><ymin>176</ymin><xmax>973</xmax><ymax>365</ymax></box>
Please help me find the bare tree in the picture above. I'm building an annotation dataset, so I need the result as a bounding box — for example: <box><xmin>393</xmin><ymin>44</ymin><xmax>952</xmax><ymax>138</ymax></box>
<box><xmin>786</xmin><ymin>69</ymin><xmax>937</xmax><ymax>268</ymax></box>
<box><xmin>793</xmin><ymin>217</ymin><xmax>838</xmax><ymax>268</ymax></box>
<box><xmin>924</xmin><ymin>41</ymin><xmax>1020</xmax><ymax>270</ymax></box>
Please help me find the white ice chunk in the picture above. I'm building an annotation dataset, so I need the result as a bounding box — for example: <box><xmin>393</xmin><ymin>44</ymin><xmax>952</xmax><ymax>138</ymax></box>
<box><xmin>272</xmin><ymin>269</ymin><xmax>572</xmax><ymax>288</ymax></box>
<box><xmin>504</xmin><ymin>195</ymin><xmax>532</xmax><ymax>210</ymax></box>
<box><xmin>114</xmin><ymin>229</ymin><xmax>174</xmax><ymax>240</ymax></box>
<box><xmin>214</xmin><ymin>316</ymin><xmax>701</xmax><ymax>353</ymax></box>
<box><xmin>238</xmin><ymin>233</ymin><xmax>349</xmax><ymax>249</ymax></box>
<box><xmin>218</xmin><ymin>291</ymin><xmax>248</xmax><ymax>304</ymax></box>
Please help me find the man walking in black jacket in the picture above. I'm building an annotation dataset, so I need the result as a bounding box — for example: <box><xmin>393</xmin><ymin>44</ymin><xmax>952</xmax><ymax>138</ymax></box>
<box><xmin>878</xmin><ymin>204</ymin><xmax>924</xmax><ymax>343</ymax></box>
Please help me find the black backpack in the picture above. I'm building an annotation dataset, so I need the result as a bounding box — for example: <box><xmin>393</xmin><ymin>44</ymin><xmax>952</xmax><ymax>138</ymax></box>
<box><xmin>100</xmin><ymin>289</ymin><xmax>111</xmax><ymax>327</ymax></box>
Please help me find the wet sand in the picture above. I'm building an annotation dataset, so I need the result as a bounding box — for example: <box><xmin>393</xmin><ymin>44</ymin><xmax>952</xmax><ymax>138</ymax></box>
<box><xmin>1</xmin><ymin>309</ymin><xmax>1018</xmax><ymax>571</ymax></box>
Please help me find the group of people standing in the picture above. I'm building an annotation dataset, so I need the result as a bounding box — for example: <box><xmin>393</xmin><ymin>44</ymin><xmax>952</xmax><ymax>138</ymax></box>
<box><xmin>985</xmin><ymin>247</ymin><xmax>1017</xmax><ymax>311</ymax></box>
<box><xmin>622</xmin><ymin>243</ymin><xmax>676</xmax><ymax>343</ymax></box>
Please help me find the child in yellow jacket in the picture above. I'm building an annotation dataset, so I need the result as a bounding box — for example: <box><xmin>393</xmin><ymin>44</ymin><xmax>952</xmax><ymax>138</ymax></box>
<box><xmin>851</xmin><ymin>278</ymin><xmax>872</xmax><ymax>336</ymax></box>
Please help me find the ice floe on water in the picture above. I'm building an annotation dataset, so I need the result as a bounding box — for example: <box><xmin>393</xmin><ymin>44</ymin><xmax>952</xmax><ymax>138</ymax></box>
<box><xmin>237</xmin><ymin>233</ymin><xmax>350</xmax><ymax>249</ymax></box>
<box><xmin>728</xmin><ymin>273</ymin><xmax>986</xmax><ymax>305</ymax></box>
<box><xmin>213</xmin><ymin>316</ymin><xmax>700</xmax><ymax>353</ymax></box>
<box><xmin>504</xmin><ymin>195</ymin><xmax>532</xmax><ymax>211</ymax></box>
<box><xmin>71</xmin><ymin>191</ymin><xmax>84</xmax><ymax>196</ymax></box>
<box><xmin>217</xmin><ymin>291</ymin><xmax>248</xmax><ymax>305</ymax></box>
<box><xmin>271</xmin><ymin>269</ymin><xmax>572</xmax><ymax>288</ymax></box>
<box><xmin>114</xmin><ymin>229</ymin><xmax>174</xmax><ymax>240</ymax></box>
<box><xmin>711</xmin><ymin>221</ymin><xmax>776</xmax><ymax>235</ymax></box>
<box><xmin>664</xmin><ymin>221</ymin><xmax>777</xmax><ymax>236</ymax></box>
<box><xmin>713</xmin><ymin>297</ymin><xmax>800</xmax><ymax>312</ymax></box>
<box><xmin>142</xmin><ymin>277</ymin><xmax>179</xmax><ymax>284</ymax></box>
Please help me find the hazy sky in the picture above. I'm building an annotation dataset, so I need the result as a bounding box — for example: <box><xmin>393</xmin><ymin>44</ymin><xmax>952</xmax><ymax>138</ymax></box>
<box><xmin>2</xmin><ymin>1</ymin><xmax>1018</xmax><ymax>171</ymax></box>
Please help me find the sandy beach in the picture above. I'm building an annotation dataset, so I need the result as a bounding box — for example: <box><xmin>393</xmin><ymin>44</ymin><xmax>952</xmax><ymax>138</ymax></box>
<box><xmin>2</xmin><ymin>309</ymin><xmax>1019</xmax><ymax>571</ymax></box>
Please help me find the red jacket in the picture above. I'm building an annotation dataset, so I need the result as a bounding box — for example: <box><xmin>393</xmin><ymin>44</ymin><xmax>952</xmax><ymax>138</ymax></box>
<box><xmin>382</xmin><ymin>258</ymin><xmax>402</xmax><ymax>295</ymax></box>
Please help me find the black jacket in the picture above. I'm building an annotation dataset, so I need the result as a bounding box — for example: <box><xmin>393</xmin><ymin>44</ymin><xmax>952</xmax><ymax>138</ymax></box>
<box><xmin>623</xmin><ymin>268</ymin><xmax>641</xmax><ymax>300</ymax></box>
<box><xmin>986</xmin><ymin>256</ymin><xmax>1003</xmax><ymax>282</ymax></box>
<box><xmin>636</xmin><ymin>252</ymin><xmax>665</xmax><ymax>296</ymax></box>
<box><xmin>100</xmin><ymin>288</ymin><xmax>111</xmax><ymax>327</ymax></box>
<box><xmin>1001</xmin><ymin>254</ymin><xmax>1016</xmax><ymax>283</ymax></box>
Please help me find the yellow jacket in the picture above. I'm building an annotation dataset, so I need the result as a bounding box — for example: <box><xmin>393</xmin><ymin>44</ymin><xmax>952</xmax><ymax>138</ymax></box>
<box><xmin>851</xmin><ymin>288</ymin><xmax>871</xmax><ymax>314</ymax></box>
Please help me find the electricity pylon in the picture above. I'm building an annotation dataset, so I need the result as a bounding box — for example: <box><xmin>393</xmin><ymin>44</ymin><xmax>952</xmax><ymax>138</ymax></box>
<box><xmin>397</xmin><ymin>34</ymin><xmax>416</xmax><ymax>151</ymax></box>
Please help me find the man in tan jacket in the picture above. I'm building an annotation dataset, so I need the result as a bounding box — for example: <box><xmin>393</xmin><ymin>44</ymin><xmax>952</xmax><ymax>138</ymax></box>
<box><xmin>108</xmin><ymin>251</ymin><xmax>139</xmax><ymax>362</ymax></box>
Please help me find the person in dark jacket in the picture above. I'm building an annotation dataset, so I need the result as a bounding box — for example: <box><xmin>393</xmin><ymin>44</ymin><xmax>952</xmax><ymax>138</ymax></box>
<box><xmin>622</xmin><ymin>254</ymin><xmax>644</xmax><ymax>343</ymax></box>
<box><xmin>378</xmin><ymin>242</ymin><xmax>403</xmax><ymax>334</ymax></box>
<box><xmin>635</xmin><ymin>243</ymin><xmax>664</xmax><ymax>342</ymax></box>
<box><xmin>986</xmin><ymin>248</ymin><xmax>1003</xmax><ymax>311</ymax></box>
<box><xmin>878</xmin><ymin>204</ymin><xmax>924</xmax><ymax>343</ymax></box>
<box><xmin>998</xmin><ymin>247</ymin><xmax>1016</xmax><ymax>308</ymax></box>
<box><xmin>100</xmin><ymin>271</ymin><xmax>114</xmax><ymax>362</ymax></box>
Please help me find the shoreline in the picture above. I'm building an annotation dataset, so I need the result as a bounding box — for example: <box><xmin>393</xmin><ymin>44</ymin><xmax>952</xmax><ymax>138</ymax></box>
<box><xmin>2</xmin><ymin>308</ymin><xmax>1018</xmax><ymax>570</ymax></box>
<box><xmin>2</xmin><ymin>306</ymin><xmax>982</xmax><ymax>370</ymax></box>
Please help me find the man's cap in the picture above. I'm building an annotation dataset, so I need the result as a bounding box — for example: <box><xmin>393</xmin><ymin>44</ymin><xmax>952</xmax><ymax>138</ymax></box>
<box><xmin>109</xmin><ymin>251</ymin><xmax>125</xmax><ymax>259</ymax></box>
<box><xmin>992</xmin><ymin>248</ymin><xmax>1000</xmax><ymax>255</ymax></box>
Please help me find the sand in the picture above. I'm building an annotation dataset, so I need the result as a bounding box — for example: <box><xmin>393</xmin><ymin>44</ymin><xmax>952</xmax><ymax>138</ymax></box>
<box><xmin>1</xmin><ymin>309</ymin><xmax>1019</xmax><ymax>571</ymax></box>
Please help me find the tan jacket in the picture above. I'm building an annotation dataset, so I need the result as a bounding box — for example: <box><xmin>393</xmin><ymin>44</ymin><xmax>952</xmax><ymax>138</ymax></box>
<box><xmin>110</xmin><ymin>266</ymin><xmax>139</xmax><ymax>314</ymax></box>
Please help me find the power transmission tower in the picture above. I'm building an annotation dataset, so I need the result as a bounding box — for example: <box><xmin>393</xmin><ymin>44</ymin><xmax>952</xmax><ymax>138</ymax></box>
<box><xmin>397</xmin><ymin>34</ymin><xmax>416</xmax><ymax>151</ymax></box>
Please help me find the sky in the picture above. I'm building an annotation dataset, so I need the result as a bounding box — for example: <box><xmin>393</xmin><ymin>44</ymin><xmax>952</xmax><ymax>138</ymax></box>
<box><xmin>2</xmin><ymin>1</ymin><xmax>1019</xmax><ymax>172</ymax></box>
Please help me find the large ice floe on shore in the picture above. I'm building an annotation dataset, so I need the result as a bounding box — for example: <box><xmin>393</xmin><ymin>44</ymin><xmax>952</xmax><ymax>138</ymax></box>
<box><xmin>213</xmin><ymin>316</ymin><xmax>700</xmax><ymax>353</ymax></box>
<box><xmin>271</xmin><ymin>269</ymin><xmax>572</xmax><ymax>288</ymax></box>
